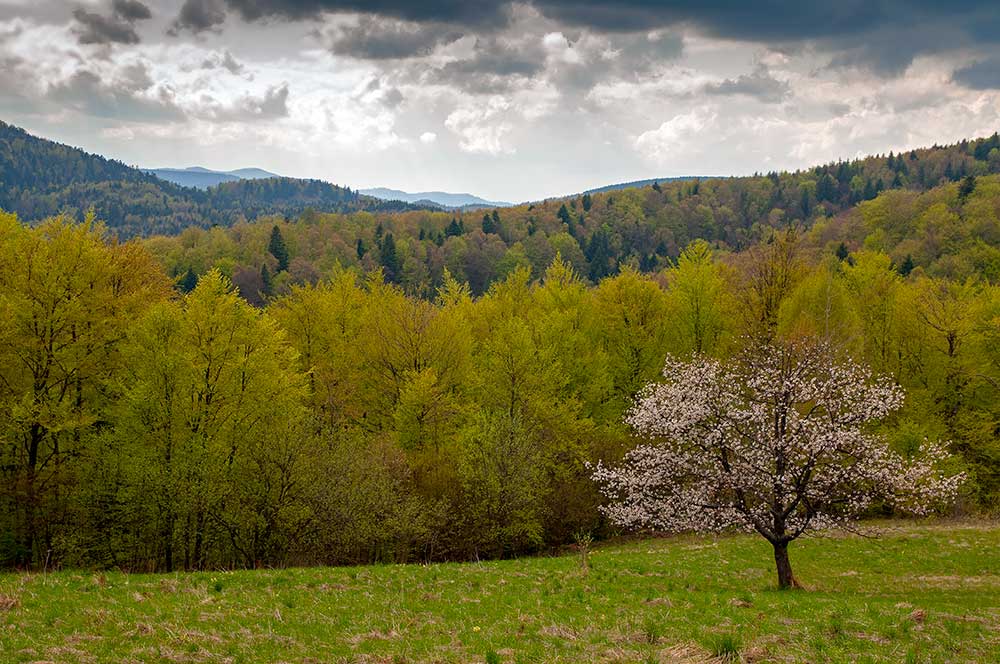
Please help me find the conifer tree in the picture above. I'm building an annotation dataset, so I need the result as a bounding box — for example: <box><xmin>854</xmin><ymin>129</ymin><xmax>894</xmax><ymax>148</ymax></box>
<box><xmin>179</xmin><ymin>267</ymin><xmax>198</xmax><ymax>293</ymax></box>
<box><xmin>268</xmin><ymin>225</ymin><xmax>289</xmax><ymax>272</ymax></box>
<box><xmin>260</xmin><ymin>263</ymin><xmax>273</xmax><ymax>297</ymax></box>
<box><xmin>557</xmin><ymin>203</ymin><xmax>572</xmax><ymax>227</ymax></box>
<box><xmin>380</xmin><ymin>233</ymin><xmax>401</xmax><ymax>283</ymax></box>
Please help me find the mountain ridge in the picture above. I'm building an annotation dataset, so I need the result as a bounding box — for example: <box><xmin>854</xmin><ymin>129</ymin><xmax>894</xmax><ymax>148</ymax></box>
<box><xmin>146</xmin><ymin>166</ymin><xmax>281</xmax><ymax>189</ymax></box>
<box><xmin>0</xmin><ymin>120</ymin><xmax>425</xmax><ymax>237</ymax></box>
<box><xmin>360</xmin><ymin>187</ymin><xmax>514</xmax><ymax>209</ymax></box>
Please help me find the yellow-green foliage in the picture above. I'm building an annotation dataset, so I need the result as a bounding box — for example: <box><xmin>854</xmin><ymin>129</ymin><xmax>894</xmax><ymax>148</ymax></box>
<box><xmin>1</xmin><ymin>208</ymin><xmax>999</xmax><ymax>571</ymax></box>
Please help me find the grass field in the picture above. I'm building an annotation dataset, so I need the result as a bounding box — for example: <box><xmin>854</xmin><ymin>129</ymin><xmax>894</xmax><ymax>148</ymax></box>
<box><xmin>1</xmin><ymin>521</ymin><xmax>998</xmax><ymax>663</ymax></box>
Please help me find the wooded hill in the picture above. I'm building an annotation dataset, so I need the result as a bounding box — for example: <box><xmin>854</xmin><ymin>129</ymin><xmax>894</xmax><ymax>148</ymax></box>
<box><xmin>4</xmin><ymin>131</ymin><xmax>1000</xmax><ymax>571</ymax></box>
<box><xmin>143</xmin><ymin>133</ymin><xmax>1000</xmax><ymax>301</ymax></box>
<box><xmin>0</xmin><ymin>121</ymin><xmax>423</xmax><ymax>237</ymax></box>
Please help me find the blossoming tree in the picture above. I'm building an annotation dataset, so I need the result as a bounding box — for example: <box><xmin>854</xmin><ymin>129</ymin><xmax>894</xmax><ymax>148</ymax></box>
<box><xmin>593</xmin><ymin>340</ymin><xmax>963</xmax><ymax>589</ymax></box>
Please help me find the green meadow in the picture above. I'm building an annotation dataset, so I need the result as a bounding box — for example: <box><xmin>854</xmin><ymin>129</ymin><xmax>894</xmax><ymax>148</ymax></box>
<box><xmin>2</xmin><ymin>521</ymin><xmax>997</xmax><ymax>663</ymax></box>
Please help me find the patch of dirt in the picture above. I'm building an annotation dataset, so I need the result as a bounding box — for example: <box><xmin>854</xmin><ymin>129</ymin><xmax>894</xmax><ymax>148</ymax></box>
<box><xmin>347</xmin><ymin>629</ymin><xmax>402</xmax><ymax>646</ymax></box>
<box><xmin>910</xmin><ymin>574</ymin><xmax>1000</xmax><ymax>588</ymax></box>
<box><xmin>540</xmin><ymin>623</ymin><xmax>579</xmax><ymax>640</ymax></box>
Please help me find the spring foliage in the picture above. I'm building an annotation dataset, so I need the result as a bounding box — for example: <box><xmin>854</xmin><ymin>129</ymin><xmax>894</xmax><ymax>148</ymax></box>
<box><xmin>0</xmin><ymin>208</ymin><xmax>992</xmax><ymax>571</ymax></box>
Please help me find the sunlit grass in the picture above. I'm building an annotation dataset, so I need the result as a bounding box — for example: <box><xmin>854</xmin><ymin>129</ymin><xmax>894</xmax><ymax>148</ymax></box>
<box><xmin>1</xmin><ymin>521</ymin><xmax>997</xmax><ymax>663</ymax></box>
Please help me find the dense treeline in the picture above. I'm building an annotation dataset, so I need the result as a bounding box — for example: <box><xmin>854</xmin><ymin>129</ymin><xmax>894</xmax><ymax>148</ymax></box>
<box><xmin>0</xmin><ymin>121</ymin><xmax>422</xmax><ymax>237</ymax></box>
<box><xmin>149</xmin><ymin>140</ymin><xmax>1000</xmax><ymax>301</ymax></box>
<box><xmin>1</xmin><ymin>205</ymin><xmax>997</xmax><ymax>571</ymax></box>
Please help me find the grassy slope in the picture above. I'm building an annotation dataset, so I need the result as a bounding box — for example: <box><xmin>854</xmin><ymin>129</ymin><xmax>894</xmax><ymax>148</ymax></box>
<box><xmin>1</xmin><ymin>522</ymin><xmax>997</xmax><ymax>663</ymax></box>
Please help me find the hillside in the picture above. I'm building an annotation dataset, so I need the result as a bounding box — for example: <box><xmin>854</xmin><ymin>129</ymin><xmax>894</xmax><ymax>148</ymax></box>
<box><xmin>145</xmin><ymin>133</ymin><xmax>1000</xmax><ymax>300</ymax></box>
<box><xmin>0</xmin><ymin>121</ymin><xmax>420</xmax><ymax>237</ymax></box>
<box><xmin>580</xmin><ymin>175</ymin><xmax>705</xmax><ymax>195</ymax></box>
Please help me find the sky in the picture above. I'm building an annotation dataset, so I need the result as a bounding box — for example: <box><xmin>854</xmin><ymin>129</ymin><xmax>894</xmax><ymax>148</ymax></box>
<box><xmin>2</xmin><ymin>1</ymin><xmax>1000</xmax><ymax>202</ymax></box>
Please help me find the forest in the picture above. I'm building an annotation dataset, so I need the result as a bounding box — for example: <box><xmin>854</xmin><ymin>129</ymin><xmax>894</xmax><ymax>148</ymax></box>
<box><xmin>2</xmin><ymin>156</ymin><xmax>999</xmax><ymax>569</ymax></box>
<box><xmin>147</xmin><ymin>134</ymin><xmax>1000</xmax><ymax>303</ymax></box>
<box><xmin>0</xmin><ymin>121</ymin><xmax>421</xmax><ymax>237</ymax></box>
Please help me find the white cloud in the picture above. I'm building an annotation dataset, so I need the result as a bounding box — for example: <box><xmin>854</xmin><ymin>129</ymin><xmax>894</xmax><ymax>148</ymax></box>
<box><xmin>634</xmin><ymin>108</ymin><xmax>719</xmax><ymax>164</ymax></box>
<box><xmin>445</xmin><ymin>96</ymin><xmax>515</xmax><ymax>155</ymax></box>
<box><xmin>420</xmin><ymin>131</ymin><xmax>437</xmax><ymax>144</ymax></box>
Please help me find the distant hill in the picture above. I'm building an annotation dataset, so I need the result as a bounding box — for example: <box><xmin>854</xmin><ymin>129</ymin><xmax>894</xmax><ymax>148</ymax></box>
<box><xmin>581</xmin><ymin>176</ymin><xmax>708</xmax><ymax>196</ymax></box>
<box><xmin>0</xmin><ymin>121</ymin><xmax>423</xmax><ymax>237</ymax></box>
<box><xmin>361</xmin><ymin>187</ymin><xmax>513</xmax><ymax>209</ymax></box>
<box><xmin>146</xmin><ymin>166</ymin><xmax>280</xmax><ymax>189</ymax></box>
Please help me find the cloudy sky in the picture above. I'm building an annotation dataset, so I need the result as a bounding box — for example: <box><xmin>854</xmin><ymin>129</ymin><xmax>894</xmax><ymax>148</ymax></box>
<box><xmin>2</xmin><ymin>1</ymin><xmax>1000</xmax><ymax>201</ymax></box>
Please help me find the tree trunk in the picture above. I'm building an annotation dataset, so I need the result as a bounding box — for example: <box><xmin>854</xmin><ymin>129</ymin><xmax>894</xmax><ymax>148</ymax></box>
<box><xmin>773</xmin><ymin>540</ymin><xmax>801</xmax><ymax>590</ymax></box>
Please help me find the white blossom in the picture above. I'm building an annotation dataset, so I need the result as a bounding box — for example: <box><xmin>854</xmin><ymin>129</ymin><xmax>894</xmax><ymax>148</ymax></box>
<box><xmin>593</xmin><ymin>340</ymin><xmax>964</xmax><ymax>544</ymax></box>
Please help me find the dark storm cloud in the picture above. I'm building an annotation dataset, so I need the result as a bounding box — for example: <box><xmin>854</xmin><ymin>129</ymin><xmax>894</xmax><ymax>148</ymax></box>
<box><xmin>179</xmin><ymin>0</ymin><xmax>996</xmax><ymax>37</ymax></box>
<box><xmin>704</xmin><ymin>68</ymin><xmax>790</xmax><ymax>104</ymax></box>
<box><xmin>953</xmin><ymin>57</ymin><xmax>1000</xmax><ymax>90</ymax></box>
<box><xmin>112</xmin><ymin>0</ymin><xmax>153</xmax><ymax>22</ymax></box>
<box><xmin>223</xmin><ymin>0</ymin><xmax>508</xmax><ymax>26</ymax></box>
<box><xmin>431</xmin><ymin>37</ymin><xmax>546</xmax><ymax>94</ymax></box>
<box><xmin>322</xmin><ymin>16</ymin><xmax>463</xmax><ymax>60</ymax></box>
<box><xmin>73</xmin><ymin>9</ymin><xmax>140</xmax><ymax>45</ymax></box>
<box><xmin>174</xmin><ymin>0</ymin><xmax>1000</xmax><ymax>76</ymax></box>
<box><xmin>551</xmin><ymin>31</ymin><xmax>684</xmax><ymax>93</ymax></box>
<box><xmin>171</xmin><ymin>0</ymin><xmax>227</xmax><ymax>34</ymax></box>
<box><xmin>538</xmin><ymin>1</ymin><xmax>1000</xmax><ymax>74</ymax></box>
<box><xmin>72</xmin><ymin>0</ymin><xmax>152</xmax><ymax>45</ymax></box>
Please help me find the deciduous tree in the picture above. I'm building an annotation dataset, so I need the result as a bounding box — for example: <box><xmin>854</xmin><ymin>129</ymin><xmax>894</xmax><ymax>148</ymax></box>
<box><xmin>593</xmin><ymin>339</ymin><xmax>963</xmax><ymax>589</ymax></box>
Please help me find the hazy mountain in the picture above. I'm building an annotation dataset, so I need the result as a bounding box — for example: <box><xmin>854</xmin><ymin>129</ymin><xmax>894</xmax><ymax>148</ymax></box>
<box><xmin>146</xmin><ymin>166</ymin><xmax>281</xmax><ymax>189</ymax></box>
<box><xmin>361</xmin><ymin>187</ymin><xmax>513</xmax><ymax>209</ymax></box>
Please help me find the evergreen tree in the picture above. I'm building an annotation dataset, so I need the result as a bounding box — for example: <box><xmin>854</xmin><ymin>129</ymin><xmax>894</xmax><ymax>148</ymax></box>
<box><xmin>260</xmin><ymin>263</ymin><xmax>273</xmax><ymax>297</ymax></box>
<box><xmin>581</xmin><ymin>193</ymin><xmax>592</xmax><ymax>212</ymax></box>
<box><xmin>585</xmin><ymin>226</ymin><xmax>614</xmax><ymax>282</ymax></box>
<box><xmin>835</xmin><ymin>242</ymin><xmax>849</xmax><ymax>262</ymax></box>
<box><xmin>380</xmin><ymin>233</ymin><xmax>401</xmax><ymax>283</ymax></box>
<box><xmin>899</xmin><ymin>254</ymin><xmax>915</xmax><ymax>277</ymax></box>
<box><xmin>179</xmin><ymin>267</ymin><xmax>198</xmax><ymax>293</ymax></box>
<box><xmin>482</xmin><ymin>212</ymin><xmax>496</xmax><ymax>234</ymax></box>
<box><xmin>446</xmin><ymin>218</ymin><xmax>462</xmax><ymax>237</ymax></box>
<box><xmin>816</xmin><ymin>173</ymin><xmax>838</xmax><ymax>202</ymax></box>
<box><xmin>959</xmin><ymin>175</ymin><xmax>977</xmax><ymax>200</ymax></box>
<box><xmin>863</xmin><ymin>178</ymin><xmax>876</xmax><ymax>200</ymax></box>
<box><xmin>557</xmin><ymin>203</ymin><xmax>572</xmax><ymax>227</ymax></box>
<box><xmin>356</xmin><ymin>238</ymin><xmax>366</xmax><ymax>259</ymax></box>
<box><xmin>268</xmin><ymin>225</ymin><xmax>289</xmax><ymax>272</ymax></box>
